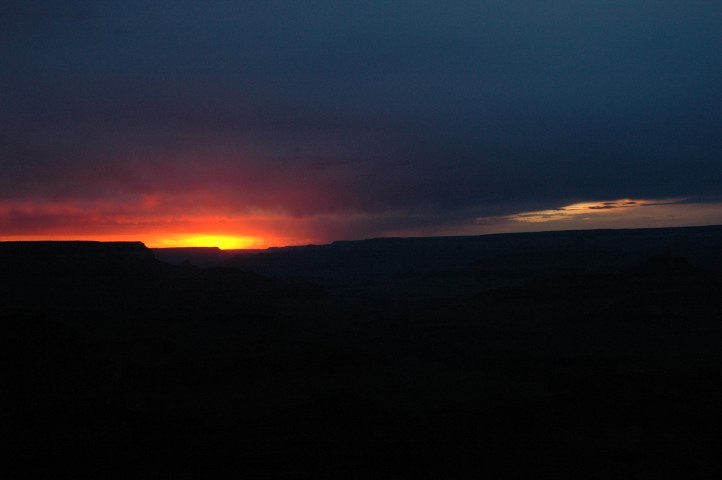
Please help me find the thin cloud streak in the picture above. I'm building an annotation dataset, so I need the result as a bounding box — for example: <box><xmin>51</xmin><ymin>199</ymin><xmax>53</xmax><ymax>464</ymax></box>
<box><xmin>497</xmin><ymin>198</ymin><xmax>685</xmax><ymax>223</ymax></box>
<box><xmin>475</xmin><ymin>199</ymin><xmax>722</xmax><ymax>234</ymax></box>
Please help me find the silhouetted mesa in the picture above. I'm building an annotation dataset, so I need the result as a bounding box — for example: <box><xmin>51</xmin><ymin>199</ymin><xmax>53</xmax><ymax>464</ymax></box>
<box><xmin>225</xmin><ymin>225</ymin><xmax>722</xmax><ymax>291</ymax></box>
<box><xmin>5</xmin><ymin>227</ymin><xmax>722</xmax><ymax>477</ymax></box>
<box><xmin>152</xmin><ymin>247</ymin><xmax>264</xmax><ymax>267</ymax></box>
<box><xmin>0</xmin><ymin>241</ymin><xmax>154</xmax><ymax>273</ymax></box>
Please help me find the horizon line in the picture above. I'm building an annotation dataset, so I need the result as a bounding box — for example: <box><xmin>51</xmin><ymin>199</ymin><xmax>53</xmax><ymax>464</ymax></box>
<box><xmin>3</xmin><ymin>223</ymin><xmax>722</xmax><ymax>250</ymax></box>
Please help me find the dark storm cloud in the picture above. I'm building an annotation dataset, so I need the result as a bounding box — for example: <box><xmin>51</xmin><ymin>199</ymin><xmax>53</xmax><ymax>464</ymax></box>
<box><xmin>2</xmin><ymin>0</ymin><xmax>721</xmax><ymax>240</ymax></box>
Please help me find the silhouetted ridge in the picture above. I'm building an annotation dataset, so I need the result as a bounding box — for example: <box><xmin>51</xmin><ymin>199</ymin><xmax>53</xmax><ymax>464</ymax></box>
<box><xmin>6</xmin><ymin>227</ymin><xmax>722</xmax><ymax>477</ymax></box>
<box><xmin>0</xmin><ymin>241</ymin><xmax>156</xmax><ymax>276</ymax></box>
<box><xmin>153</xmin><ymin>247</ymin><xmax>264</xmax><ymax>267</ymax></box>
<box><xmin>0</xmin><ymin>240</ymin><xmax>149</xmax><ymax>254</ymax></box>
<box><xmin>226</xmin><ymin>225</ymin><xmax>722</xmax><ymax>290</ymax></box>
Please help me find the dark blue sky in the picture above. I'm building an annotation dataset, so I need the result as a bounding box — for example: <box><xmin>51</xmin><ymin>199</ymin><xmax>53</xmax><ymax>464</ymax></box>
<box><xmin>2</xmin><ymin>1</ymin><xmax>721</xmax><ymax>246</ymax></box>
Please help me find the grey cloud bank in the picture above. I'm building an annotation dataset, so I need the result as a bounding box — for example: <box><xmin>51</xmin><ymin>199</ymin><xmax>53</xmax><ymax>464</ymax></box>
<box><xmin>2</xmin><ymin>1</ymin><xmax>721</xmax><ymax>241</ymax></box>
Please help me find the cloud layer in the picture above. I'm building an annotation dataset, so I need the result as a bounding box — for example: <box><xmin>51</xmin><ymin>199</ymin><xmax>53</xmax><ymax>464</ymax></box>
<box><xmin>2</xmin><ymin>1</ymin><xmax>721</xmax><ymax>245</ymax></box>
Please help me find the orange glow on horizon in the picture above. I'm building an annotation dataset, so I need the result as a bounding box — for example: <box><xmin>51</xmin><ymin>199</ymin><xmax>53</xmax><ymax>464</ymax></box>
<box><xmin>5</xmin><ymin>197</ymin><xmax>722</xmax><ymax>248</ymax></box>
<box><xmin>147</xmin><ymin>235</ymin><xmax>266</xmax><ymax>249</ymax></box>
<box><xmin>0</xmin><ymin>233</ymin><xmax>282</xmax><ymax>250</ymax></box>
<box><xmin>0</xmin><ymin>199</ymin><xmax>299</xmax><ymax>248</ymax></box>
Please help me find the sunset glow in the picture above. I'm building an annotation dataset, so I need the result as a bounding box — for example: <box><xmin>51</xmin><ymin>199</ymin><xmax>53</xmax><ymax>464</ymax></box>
<box><xmin>3</xmin><ymin>196</ymin><xmax>722</xmax><ymax>248</ymax></box>
<box><xmin>148</xmin><ymin>235</ymin><xmax>266</xmax><ymax>249</ymax></box>
<box><xmin>3</xmin><ymin>2</ymin><xmax>722</xmax><ymax>249</ymax></box>
<box><xmin>0</xmin><ymin>232</ymin><xmax>279</xmax><ymax>250</ymax></box>
<box><xmin>0</xmin><ymin>198</ymin><xmax>300</xmax><ymax>248</ymax></box>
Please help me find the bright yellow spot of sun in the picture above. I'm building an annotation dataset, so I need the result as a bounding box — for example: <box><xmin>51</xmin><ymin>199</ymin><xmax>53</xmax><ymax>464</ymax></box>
<box><xmin>151</xmin><ymin>235</ymin><xmax>264</xmax><ymax>249</ymax></box>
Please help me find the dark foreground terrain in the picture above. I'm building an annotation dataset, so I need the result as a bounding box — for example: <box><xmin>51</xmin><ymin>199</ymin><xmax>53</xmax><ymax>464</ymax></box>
<box><xmin>4</xmin><ymin>226</ymin><xmax>722</xmax><ymax>478</ymax></box>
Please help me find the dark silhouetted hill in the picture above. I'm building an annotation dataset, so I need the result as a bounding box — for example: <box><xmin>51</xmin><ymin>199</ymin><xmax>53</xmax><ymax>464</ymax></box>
<box><xmin>153</xmin><ymin>247</ymin><xmax>263</xmax><ymax>267</ymax></box>
<box><xmin>226</xmin><ymin>225</ymin><xmax>722</xmax><ymax>294</ymax></box>
<box><xmin>1</xmin><ymin>241</ymin><xmax>154</xmax><ymax>272</ymax></box>
<box><xmin>5</xmin><ymin>227</ymin><xmax>722</xmax><ymax>478</ymax></box>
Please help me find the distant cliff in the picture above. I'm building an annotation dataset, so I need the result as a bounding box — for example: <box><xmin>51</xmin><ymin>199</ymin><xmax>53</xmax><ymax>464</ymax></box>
<box><xmin>225</xmin><ymin>225</ymin><xmax>722</xmax><ymax>290</ymax></box>
<box><xmin>0</xmin><ymin>241</ymin><xmax>156</xmax><ymax>275</ymax></box>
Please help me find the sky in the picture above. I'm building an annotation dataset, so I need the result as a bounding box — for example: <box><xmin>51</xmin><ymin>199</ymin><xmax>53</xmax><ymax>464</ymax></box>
<box><xmin>2</xmin><ymin>1</ymin><xmax>721</xmax><ymax>248</ymax></box>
